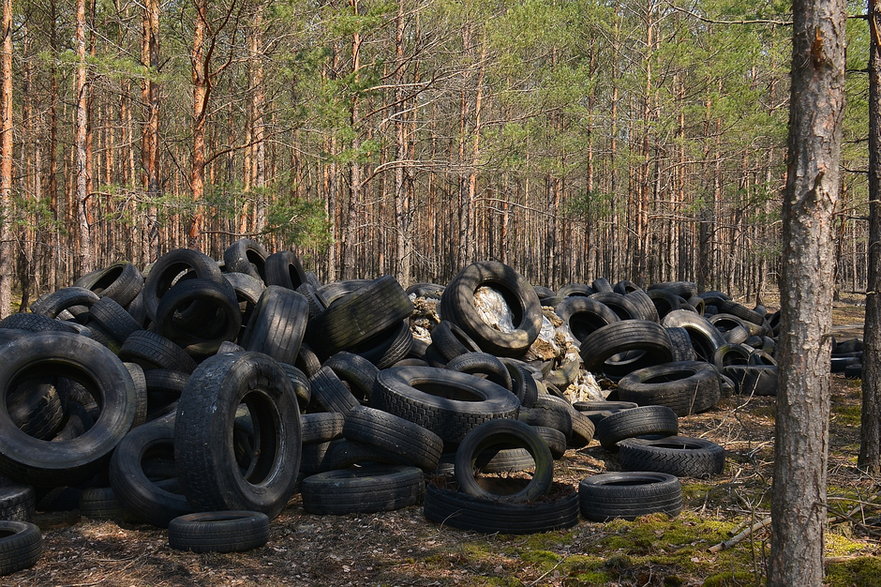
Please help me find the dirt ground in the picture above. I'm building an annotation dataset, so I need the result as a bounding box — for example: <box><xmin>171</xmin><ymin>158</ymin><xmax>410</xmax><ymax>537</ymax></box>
<box><xmin>6</xmin><ymin>298</ymin><xmax>881</xmax><ymax>586</ymax></box>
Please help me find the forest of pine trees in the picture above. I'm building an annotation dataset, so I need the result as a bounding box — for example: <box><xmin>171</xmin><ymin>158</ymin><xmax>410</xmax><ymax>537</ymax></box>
<box><xmin>0</xmin><ymin>0</ymin><xmax>872</xmax><ymax>308</ymax></box>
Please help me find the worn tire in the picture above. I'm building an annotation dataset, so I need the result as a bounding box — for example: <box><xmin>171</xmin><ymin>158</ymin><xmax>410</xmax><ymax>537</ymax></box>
<box><xmin>174</xmin><ymin>352</ymin><xmax>301</xmax><ymax>519</ymax></box>
<box><xmin>0</xmin><ymin>520</ymin><xmax>42</xmax><ymax>575</ymax></box>
<box><xmin>578</xmin><ymin>472</ymin><xmax>682</xmax><ymax>521</ymax></box>
<box><xmin>594</xmin><ymin>405</ymin><xmax>679</xmax><ymax>451</ymax></box>
<box><xmin>300</xmin><ymin>465</ymin><xmax>424</xmax><ymax>515</ymax></box>
<box><xmin>440</xmin><ymin>261</ymin><xmax>542</xmax><ymax>357</ymax></box>
<box><xmin>168</xmin><ymin>511</ymin><xmax>270</xmax><ymax>553</ymax></box>
<box><xmin>580</xmin><ymin>320</ymin><xmax>673</xmax><ymax>380</ymax></box>
<box><xmin>618</xmin><ymin>435</ymin><xmax>726</xmax><ymax>478</ymax></box>
<box><xmin>616</xmin><ymin>361</ymin><xmax>722</xmax><ymax>416</ymax></box>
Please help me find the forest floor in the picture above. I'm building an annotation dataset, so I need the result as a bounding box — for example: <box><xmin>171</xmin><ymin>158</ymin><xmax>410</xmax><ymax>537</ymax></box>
<box><xmin>8</xmin><ymin>297</ymin><xmax>881</xmax><ymax>586</ymax></box>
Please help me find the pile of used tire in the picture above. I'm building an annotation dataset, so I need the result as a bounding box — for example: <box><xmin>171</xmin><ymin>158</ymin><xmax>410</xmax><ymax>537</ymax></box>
<box><xmin>0</xmin><ymin>240</ymin><xmax>788</xmax><ymax>572</ymax></box>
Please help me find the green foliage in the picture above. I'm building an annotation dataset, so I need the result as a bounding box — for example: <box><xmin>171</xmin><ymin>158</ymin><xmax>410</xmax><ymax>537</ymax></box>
<box><xmin>265</xmin><ymin>195</ymin><xmax>332</xmax><ymax>252</ymax></box>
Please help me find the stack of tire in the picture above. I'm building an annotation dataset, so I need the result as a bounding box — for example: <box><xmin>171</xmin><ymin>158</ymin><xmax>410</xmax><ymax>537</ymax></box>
<box><xmin>0</xmin><ymin>240</ymin><xmax>784</xmax><ymax>565</ymax></box>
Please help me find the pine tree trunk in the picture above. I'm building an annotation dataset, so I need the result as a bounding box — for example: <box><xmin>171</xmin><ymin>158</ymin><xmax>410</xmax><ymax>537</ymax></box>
<box><xmin>860</xmin><ymin>0</ymin><xmax>881</xmax><ymax>475</ymax></box>
<box><xmin>75</xmin><ymin>0</ymin><xmax>92</xmax><ymax>275</ymax></box>
<box><xmin>189</xmin><ymin>0</ymin><xmax>208</xmax><ymax>249</ymax></box>
<box><xmin>769</xmin><ymin>0</ymin><xmax>846</xmax><ymax>583</ymax></box>
<box><xmin>0</xmin><ymin>0</ymin><xmax>13</xmax><ymax>317</ymax></box>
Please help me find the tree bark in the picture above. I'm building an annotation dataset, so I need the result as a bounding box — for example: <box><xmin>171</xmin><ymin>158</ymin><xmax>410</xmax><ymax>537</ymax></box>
<box><xmin>0</xmin><ymin>0</ymin><xmax>13</xmax><ymax>317</ymax></box>
<box><xmin>189</xmin><ymin>0</ymin><xmax>208</xmax><ymax>248</ymax></box>
<box><xmin>75</xmin><ymin>0</ymin><xmax>93</xmax><ymax>274</ymax></box>
<box><xmin>142</xmin><ymin>0</ymin><xmax>160</xmax><ymax>259</ymax></box>
<box><xmin>769</xmin><ymin>0</ymin><xmax>846</xmax><ymax>584</ymax></box>
<box><xmin>860</xmin><ymin>0</ymin><xmax>881</xmax><ymax>475</ymax></box>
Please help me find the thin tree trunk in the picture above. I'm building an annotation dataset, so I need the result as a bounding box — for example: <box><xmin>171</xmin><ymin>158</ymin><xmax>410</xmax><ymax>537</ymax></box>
<box><xmin>75</xmin><ymin>0</ymin><xmax>92</xmax><ymax>274</ymax></box>
<box><xmin>860</xmin><ymin>0</ymin><xmax>881</xmax><ymax>475</ymax></box>
<box><xmin>189</xmin><ymin>0</ymin><xmax>208</xmax><ymax>248</ymax></box>
<box><xmin>142</xmin><ymin>0</ymin><xmax>160</xmax><ymax>260</ymax></box>
<box><xmin>0</xmin><ymin>0</ymin><xmax>13</xmax><ymax>317</ymax></box>
<box><xmin>769</xmin><ymin>0</ymin><xmax>846</xmax><ymax>584</ymax></box>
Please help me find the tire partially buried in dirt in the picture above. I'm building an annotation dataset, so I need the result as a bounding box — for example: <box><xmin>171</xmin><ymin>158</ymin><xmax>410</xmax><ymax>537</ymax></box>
<box><xmin>371</xmin><ymin>366</ymin><xmax>521</xmax><ymax>444</ymax></box>
<box><xmin>440</xmin><ymin>261</ymin><xmax>542</xmax><ymax>357</ymax></box>
<box><xmin>423</xmin><ymin>482</ymin><xmax>579</xmax><ymax>534</ymax></box>
<box><xmin>174</xmin><ymin>352</ymin><xmax>301</xmax><ymax>519</ymax></box>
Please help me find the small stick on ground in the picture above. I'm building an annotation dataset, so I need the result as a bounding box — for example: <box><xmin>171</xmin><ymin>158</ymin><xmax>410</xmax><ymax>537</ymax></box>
<box><xmin>708</xmin><ymin>517</ymin><xmax>772</xmax><ymax>553</ymax></box>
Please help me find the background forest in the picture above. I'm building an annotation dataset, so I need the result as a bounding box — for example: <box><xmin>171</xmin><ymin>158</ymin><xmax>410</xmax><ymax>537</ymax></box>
<box><xmin>0</xmin><ymin>0</ymin><xmax>871</xmax><ymax>309</ymax></box>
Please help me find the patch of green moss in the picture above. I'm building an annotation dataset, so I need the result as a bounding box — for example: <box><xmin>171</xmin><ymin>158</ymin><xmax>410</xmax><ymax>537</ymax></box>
<box><xmin>521</xmin><ymin>529</ymin><xmax>576</xmax><ymax>550</ymax></box>
<box><xmin>825</xmin><ymin>556</ymin><xmax>881</xmax><ymax>586</ymax></box>
<box><xmin>482</xmin><ymin>577</ymin><xmax>525</xmax><ymax>587</ymax></box>
<box><xmin>825</xmin><ymin>532</ymin><xmax>870</xmax><ymax>557</ymax></box>
<box><xmin>681</xmin><ymin>482</ymin><xmax>713</xmax><ymax>501</ymax></box>
<box><xmin>459</xmin><ymin>542</ymin><xmax>497</xmax><ymax>565</ymax></box>
<box><xmin>831</xmin><ymin>403</ymin><xmax>862</xmax><ymax>426</ymax></box>
<box><xmin>518</xmin><ymin>549</ymin><xmax>561</xmax><ymax>567</ymax></box>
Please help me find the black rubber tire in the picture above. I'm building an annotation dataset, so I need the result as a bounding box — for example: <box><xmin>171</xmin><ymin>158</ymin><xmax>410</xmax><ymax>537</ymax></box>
<box><xmin>709</xmin><ymin>313</ymin><xmax>763</xmax><ymax>338</ymax></box>
<box><xmin>0</xmin><ymin>520</ymin><xmax>42</xmax><ymax>575</ymax></box>
<box><xmin>0</xmin><ymin>313</ymin><xmax>79</xmax><ymax>334</ymax></box>
<box><xmin>87</xmin><ymin>296</ymin><xmax>142</xmax><ymax>345</ymax></box>
<box><xmin>300</xmin><ymin>465</ymin><xmax>425</xmax><ymax>515</ymax></box>
<box><xmin>168</xmin><ymin>511</ymin><xmax>270</xmax><ymax>553</ymax></box>
<box><xmin>119</xmin><ymin>330</ymin><xmax>197</xmax><ymax>373</ymax></box>
<box><xmin>517</xmin><ymin>402</ymin><xmax>570</xmax><ymax>437</ymax></box>
<box><xmin>239</xmin><ymin>285</ymin><xmax>309</xmax><ymax>364</ymax></box>
<box><xmin>223</xmin><ymin>271</ymin><xmax>266</xmax><ymax>335</ymax></box>
<box><xmin>500</xmin><ymin>359</ymin><xmax>539</xmax><ymax>407</ymax></box>
<box><xmin>301</xmin><ymin>412</ymin><xmax>345</xmax><ymax>444</ymax></box>
<box><xmin>344</xmin><ymin>405</ymin><xmax>443</xmax><ymax>471</ymax></box>
<box><xmin>616</xmin><ymin>361</ymin><xmax>722</xmax><ymax>416</ymax></box>
<box><xmin>309</xmin><ymin>366</ymin><xmax>360</xmax><ymax>414</ymax></box>
<box><xmin>594</xmin><ymin>405</ymin><xmax>679</xmax><ymax>451</ymax></box>
<box><xmin>713</xmin><ymin>343</ymin><xmax>754</xmax><ymax>369</ymax></box>
<box><xmin>666</xmin><ymin>327</ymin><xmax>696</xmax><ymax>362</ymax></box>
<box><xmin>588</xmin><ymin>292</ymin><xmax>642</xmax><ymax>321</ymax></box>
<box><xmin>624</xmin><ymin>289</ymin><xmax>660</xmax><ymax>322</ymax></box>
<box><xmin>74</xmin><ymin>262</ymin><xmax>143</xmax><ymax>307</ymax></box>
<box><xmin>618</xmin><ymin>435</ymin><xmax>726</xmax><ymax>478</ymax></box>
<box><xmin>317</xmin><ymin>279</ymin><xmax>373</xmax><ymax>306</ymax></box>
<box><xmin>554</xmin><ymin>297</ymin><xmax>619</xmax><ymax>344</ymax></box>
<box><xmin>0</xmin><ymin>332</ymin><xmax>137</xmax><ymax>486</ymax></box>
<box><xmin>308</xmin><ymin>276</ymin><xmax>413</xmax><ymax>357</ymax></box>
<box><xmin>407</xmin><ymin>283</ymin><xmax>446</xmax><ymax>299</ymax></box>
<box><xmin>648</xmin><ymin>281</ymin><xmax>698</xmax><ymax>298</ymax></box>
<box><xmin>279</xmin><ymin>363</ymin><xmax>311</xmax><ymax>410</ymax></box>
<box><xmin>264</xmin><ymin>250</ymin><xmax>308</xmax><ymax>290</ymax></box>
<box><xmin>578</xmin><ymin>472</ymin><xmax>682</xmax><ymax>522</ymax></box>
<box><xmin>372</xmin><ymin>366</ymin><xmax>521</xmax><ymax>444</ymax></box>
<box><xmin>446</xmin><ymin>352</ymin><xmax>513</xmax><ymax>391</ymax></box>
<box><xmin>556</xmin><ymin>283</ymin><xmax>594</xmax><ymax>298</ymax></box>
<box><xmin>423</xmin><ymin>483</ymin><xmax>579</xmax><ymax>535</ymax></box>
<box><xmin>720</xmin><ymin>365</ymin><xmax>778</xmax><ymax>396</ymax></box>
<box><xmin>844</xmin><ymin>363</ymin><xmax>863</xmax><ymax>380</ymax></box>
<box><xmin>295</xmin><ymin>343</ymin><xmax>322</xmax><ymax>377</ymax></box>
<box><xmin>0</xmin><ymin>485</ymin><xmax>35</xmax><ymax>522</ymax></box>
<box><xmin>534</xmin><ymin>425</ymin><xmax>567</xmax><ymax>459</ymax></box>
<box><xmin>30</xmin><ymin>287</ymin><xmax>99</xmax><ymax>319</ymax></box>
<box><xmin>580</xmin><ymin>320</ymin><xmax>674</xmax><ymax>380</ymax></box>
<box><xmin>661</xmin><ymin>310</ymin><xmax>726</xmax><ymax>363</ymax></box>
<box><xmin>142</xmin><ymin>248</ymin><xmax>224</xmax><ymax>322</ymax></box>
<box><xmin>324</xmin><ymin>351</ymin><xmax>379</xmax><ymax>403</ymax></box>
<box><xmin>174</xmin><ymin>352</ymin><xmax>301</xmax><ymax>519</ymax></box>
<box><xmin>716</xmin><ymin>299</ymin><xmax>765</xmax><ymax>326</ymax></box>
<box><xmin>429</xmin><ymin>320</ymin><xmax>484</xmax><ymax>362</ymax></box>
<box><xmin>612</xmin><ymin>280</ymin><xmax>642</xmax><ymax>295</ymax></box>
<box><xmin>109</xmin><ymin>418</ymin><xmax>194</xmax><ymax>528</ymax></box>
<box><xmin>154</xmin><ymin>278</ymin><xmax>242</xmax><ymax>356</ymax></box>
<box><xmin>591</xmin><ymin>277</ymin><xmax>614</xmax><ymax>293</ymax></box>
<box><xmin>348</xmin><ymin>319</ymin><xmax>413</xmax><ymax>368</ymax></box>
<box><xmin>440</xmin><ymin>261</ymin><xmax>542</xmax><ymax>357</ymax></box>
<box><xmin>7</xmin><ymin>377</ymin><xmax>64</xmax><ymax>441</ymax></box>
<box><xmin>223</xmin><ymin>238</ymin><xmax>269</xmax><ymax>281</ymax></box>
<box><xmin>454</xmin><ymin>419</ymin><xmax>553</xmax><ymax>503</ymax></box>
<box><xmin>79</xmin><ymin>486</ymin><xmax>130</xmax><ymax>521</ymax></box>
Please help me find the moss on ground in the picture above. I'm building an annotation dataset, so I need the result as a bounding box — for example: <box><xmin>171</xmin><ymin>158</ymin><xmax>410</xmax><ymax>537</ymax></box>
<box><xmin>825</xmin><ymin>556</ymin><xmax>881</xmax><ymax>585</ymax></box>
